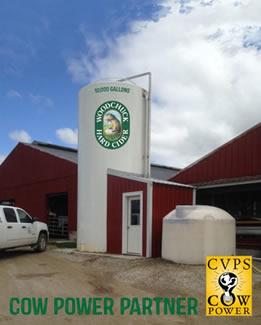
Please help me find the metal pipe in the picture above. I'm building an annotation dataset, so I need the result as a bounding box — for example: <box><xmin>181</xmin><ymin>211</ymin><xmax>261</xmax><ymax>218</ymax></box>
<box><xmin>118</xmin><ymin>72</ymin><xmax>151</xmax><ymax>83</ymax></box>
<box><xmin>118</xmin><ymin>72</ymin><xmax>151</xmax><ymax>178</ymax></box>
<box><xmin>192</xmin><ymin>188</ymin><xmax>196</xmax><ymax>205</ymax></box>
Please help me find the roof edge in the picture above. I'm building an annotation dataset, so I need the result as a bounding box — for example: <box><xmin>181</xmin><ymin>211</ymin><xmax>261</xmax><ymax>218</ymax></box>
<box><xmin>22</xmin><ymin>142</ymin><xmax>77</xmax><ymax>165</ymax></box>
<box><xmin>170</xmin><ymin>122</ymin><xmax>261</xmax><ymax>181</ymax></box>
<box><xmin>107</xmin><ymin>168</ymin><xmax>194</xmax><ymax>188</ymax></box>
<box><xmin>151</xmin><ymin>163</ymin><xmax>181</xmax><ymax>171</ymax></box>
<box><xmin>31</xmin><ymin>140</ymin><xmax>77</xmax><ymax>153</ymax></box>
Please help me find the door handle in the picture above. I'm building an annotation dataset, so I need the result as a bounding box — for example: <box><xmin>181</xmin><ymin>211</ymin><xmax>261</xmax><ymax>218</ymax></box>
<box><xmin>22</xmin><ymin>226</ymin><xmax>27</xmax><ymax>229</ymax></box>
<box><xmin>7</xmin><ymin>226</ymin><xmax>13</xmax><ymax>229</ymax></box>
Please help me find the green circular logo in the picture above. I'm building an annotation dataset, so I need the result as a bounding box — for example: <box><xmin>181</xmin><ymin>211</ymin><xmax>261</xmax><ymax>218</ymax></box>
<box><xmin>95</xmin><ymin>100</ymin><xmax>130</xmax><ymax>149</ymax></box>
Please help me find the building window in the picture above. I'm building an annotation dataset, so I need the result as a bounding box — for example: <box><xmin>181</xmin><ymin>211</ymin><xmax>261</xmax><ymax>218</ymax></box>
<box><xmin>130</xmin><ymin>199</ymin><xmax>141</xmax><ymax>225</ymax></box>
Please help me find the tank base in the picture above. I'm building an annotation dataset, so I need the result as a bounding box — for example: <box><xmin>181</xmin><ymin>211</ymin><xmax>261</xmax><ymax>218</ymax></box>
<box><xmin>77</xmin><ymin>243</ymin><xmax>106</xmax><ymax>253</ymax></box>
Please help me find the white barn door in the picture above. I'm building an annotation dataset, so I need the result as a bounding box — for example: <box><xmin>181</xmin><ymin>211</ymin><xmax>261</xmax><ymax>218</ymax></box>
<box><xmin>122</xmin><ymin>192</ymin><xmax>143</xmax><ymax>256</ymax></box>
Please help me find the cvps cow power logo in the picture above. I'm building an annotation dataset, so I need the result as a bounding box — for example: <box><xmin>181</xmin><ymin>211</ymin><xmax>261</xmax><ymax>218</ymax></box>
<box><xmin>206</xmin><ymin>256</ymin><xmax>252</xmax><ymax>317</ymax></box>
<box><xmin>95</xmin><ymin>100</ymin><xmax>130</xmax><ymax>149</ymax></box>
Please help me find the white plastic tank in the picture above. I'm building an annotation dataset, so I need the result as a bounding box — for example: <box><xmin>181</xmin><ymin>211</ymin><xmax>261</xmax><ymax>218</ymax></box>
<box><xmin>162</xmin><ymin>205</ymin><xmax>236</xmax><ymax>264</ymax></box>
<box><xmin>78</xmin><ymin>81</ymin><xmax>149</xmax><ymax>252</ymax></box>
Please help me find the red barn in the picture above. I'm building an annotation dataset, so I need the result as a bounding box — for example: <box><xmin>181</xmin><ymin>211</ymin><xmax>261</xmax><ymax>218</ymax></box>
<box><xmin>0</xmin><ymin>142</ymin><xmax>77</xmax><ymax>240</ymax></box>
<box><xmin>2</xmin><ymin>123</ymin><xmax>259</xmax><ymax>254</ymax></box>
<box><xmin>170</xmin><ymin>123</ymin><xmax>261</xmax><ymax>249</ymax></box>
<box><xmin>0</xmin><ymin>141</ymin><xmax>192</xmax><ymax>256</ymax></box>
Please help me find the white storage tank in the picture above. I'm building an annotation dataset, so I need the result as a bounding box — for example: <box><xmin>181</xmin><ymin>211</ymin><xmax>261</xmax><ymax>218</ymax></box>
<box><xmin>162</xmin><ymin>205</ymin><xmax>236</xmax><ymax>264</ymax></box>
<box><xmin>78</xmin><ymin>81</ymin><xmax>149</xmax><ymax>252</ymax></box>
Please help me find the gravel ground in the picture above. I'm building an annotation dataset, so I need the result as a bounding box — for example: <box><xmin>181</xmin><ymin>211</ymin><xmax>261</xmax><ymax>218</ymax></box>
<box><xmin>0</xmin><ymin>247</ymin><xmax>260</xmax><ymax>325</ymax></box>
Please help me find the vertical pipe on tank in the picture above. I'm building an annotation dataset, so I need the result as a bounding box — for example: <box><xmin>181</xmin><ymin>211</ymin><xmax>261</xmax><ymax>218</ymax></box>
<box><xmin>118</xmin><ymin>72</ymin><xmax>151</xmax><ymax>177</ymax></box>
<box><xmin>146</xmin><ymin>73</ymin><xmax>151</xmax><ymax>178</ymax></box>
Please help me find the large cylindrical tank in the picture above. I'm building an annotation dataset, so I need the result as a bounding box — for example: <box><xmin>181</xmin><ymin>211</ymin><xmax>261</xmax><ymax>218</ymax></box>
<box><xmin>162</xmin><ymin>205</ymin><xmax>236</xmax><ymax>264</ymax></box>
<box><xmin>78</xmin><ymin>81</ymin><xmax>149</xmax><ymax>252</ymax></box>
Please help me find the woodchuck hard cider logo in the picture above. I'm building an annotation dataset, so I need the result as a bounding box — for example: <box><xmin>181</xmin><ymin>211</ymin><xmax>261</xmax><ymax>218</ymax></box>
<box><xmin>95</xmin><ymin>101</ymin><xmax>130</xmax><ymax>149</ymax></box>
<box><xmin>206</xmin><ymin>256</ymin><xmax>252</xmax><ymax>317</ymax></box>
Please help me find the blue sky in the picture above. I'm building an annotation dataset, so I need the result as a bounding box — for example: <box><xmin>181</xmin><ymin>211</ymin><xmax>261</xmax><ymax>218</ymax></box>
<box><xmin>1</xmin><ymin>0</ymin><xmax>261</xmax><ymax>167</ymax></box>
<box><xmin>0</xmin><ymin>0</ymin><xmax>163</xmax><ymax>161</ymax></box>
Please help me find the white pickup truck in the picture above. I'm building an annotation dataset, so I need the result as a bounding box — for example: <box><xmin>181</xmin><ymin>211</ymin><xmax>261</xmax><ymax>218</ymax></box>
<box><xmin>0</xmin><ymin>205</ymin><xmax>48</xmax><ymax>252</ymax></box>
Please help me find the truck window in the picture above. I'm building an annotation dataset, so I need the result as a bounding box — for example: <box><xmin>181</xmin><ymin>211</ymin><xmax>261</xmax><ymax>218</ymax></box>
<box><xmin>3</xmin><ymin>208</ymin><xmax>17</xmax><ymax>223</ymax></box>
<box><xmin>17</xmin><ymin>209</ymin><xmax>32</xmax><ymax>223</ymax></box>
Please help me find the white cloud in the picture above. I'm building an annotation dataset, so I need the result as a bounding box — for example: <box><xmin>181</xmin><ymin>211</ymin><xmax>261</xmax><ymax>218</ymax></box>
<box><xmin>9</xmin><ymin>130</ymin><xmax>32</xmax><ymax>143</ymax></box>
<box><xmin>67</xmin><ymin>0</ymin><xmax>261</xmax><ymax>167</ymax></box>
<box><xmin>66</xmin><ymin>29</ymin><xmax>107</xmax><ymax>84</ymax></box>
<box><xmin>6</xmin><ymin>90</ymin><xmax>53</xmax><ymax>107</ymax></box>
<box><xmin>56</xmin><ymin>128</ymin><xmax>78</xmax><ymax>146</ymax></box>
<box><xmin>28</xmin><ymin>93</ymin><xmax>54</xmax><ymax>107</ymax></box>
<box><xmin>0</xmin><ymin>154</ymin><xmax>7</xmax><ymax>165</ymax></box>
<box><xmin>7</xmin><ymin>89</ymin><xmax>23</xmax><ymax>99</ymax></box>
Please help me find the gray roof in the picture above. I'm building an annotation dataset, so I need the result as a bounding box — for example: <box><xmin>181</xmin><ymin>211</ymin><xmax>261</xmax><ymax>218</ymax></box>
<box><xmin>151</xmin><ymin>164</ymin><xmax>180</xmax><ymax>180</ymax></box>
<box><xmin>24</xmin><ymin>141</ymin><xmax>180</xmax><ymax>180</ymax></box>
<box><xmin>25</xmin><ymin>141</ymin><xmax>78</xmax><ymax>164</ymax></box>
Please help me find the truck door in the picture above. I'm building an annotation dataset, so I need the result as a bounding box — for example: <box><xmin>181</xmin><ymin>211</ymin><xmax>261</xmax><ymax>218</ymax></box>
<box><xmin>2</xmin><ymin>207</ymin><xmax>21</xmax><ymax>247</ymax></box>
<box><xmin>0</xmin><ymin>210</ymin><xmax>7</xmax><ymax>248</ymax></box>
<box><xmin>16</xmin><ymin>209</ymin><xmax>36</xmax><ymax>245</ymax></box>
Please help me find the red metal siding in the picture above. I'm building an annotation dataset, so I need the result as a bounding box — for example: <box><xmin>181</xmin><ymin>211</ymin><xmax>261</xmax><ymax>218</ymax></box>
<box><xmin>152</xmin><ymin>184</ymin><xmax>193</xmax><ymax>257</ymax></box>
<box><xmin>0</xmin><ymin>143</ymin><xmax>77</xmax><ymax>233</ymax></box>
<box><xmin>107</xmin><ymin>175</ymin><xmax>147</xmax><ymax>256</ymax></box>
<box><xmin>171</xmin><ymin>123</ymin><xmax>261</xmax><ymax>184</ymax></box>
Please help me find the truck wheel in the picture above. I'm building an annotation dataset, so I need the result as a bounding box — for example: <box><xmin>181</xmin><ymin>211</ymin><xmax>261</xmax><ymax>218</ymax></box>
<box><xmin>34</xmin><ymin>232</ymin><xmax>47</xmax><ymax>252</ymax></box>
